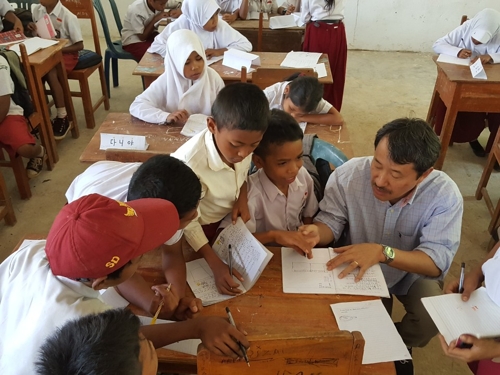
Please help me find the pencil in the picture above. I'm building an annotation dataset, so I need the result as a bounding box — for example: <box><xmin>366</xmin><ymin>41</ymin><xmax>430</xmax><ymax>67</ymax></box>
<box><xmin>151</xmin><ymin>283</ymin><xmax>171</xmax><ymax>324</ymax></box>
<box><xmin>226</xmin><ymin>307</ymin><xmax>250</xmax><ymax>367</ymax></box>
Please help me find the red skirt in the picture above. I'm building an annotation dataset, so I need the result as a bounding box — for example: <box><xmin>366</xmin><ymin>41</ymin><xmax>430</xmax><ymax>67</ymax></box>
<box><xmin>123</xmin><ymin>32</ymin><xmax>158</xmax><ymax>61</ymax></box>
<box><xmin>469</xmin><ymin>359</ymin><xmax>500</xmax><ymax>375</ymax></box>
<box><xmin>303</xmin><ymin>21</ymin><xmax>347</xmax><ymax>111</ymax></box>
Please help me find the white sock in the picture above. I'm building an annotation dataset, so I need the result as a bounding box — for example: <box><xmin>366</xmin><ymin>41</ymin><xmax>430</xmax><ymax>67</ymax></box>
<box><xmin>36</xmin><ymin>145</ymin><xmax>45</xmax><ymax>157</ymax></box>
<box><xmin>56</xmin><ymin>107</ymin><xmax>67</xmax><ymax>118</ymax></box>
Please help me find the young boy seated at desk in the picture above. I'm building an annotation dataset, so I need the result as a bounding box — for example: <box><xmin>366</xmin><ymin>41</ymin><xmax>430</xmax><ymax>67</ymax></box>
<box><xmin>0</xmin><ymin>194</ymin><xmax>249</xmax><ymax>374</ymax></box>
<box><xmin>221</xmin><ymin>109</ymin><xmax>318</xmax><ymax>256</ymax></box>
<box><xmin>66</xmin><ymin>155</ymin><xmax>202</xmax><ymax>320</ymax></box>
<box><xmin>171</xmin><ymin>82</ymin><xmax>269</xmax><ymax>296</ymax></box>
<box><xmin>28</xmin><ymin>0</ymin><xmax>84</xmax><ymax>140</ymax></box>
<box><xmin>0</xmin><ymin>0</ymin><xmax>23</xmax><ymax>33</ymax></box>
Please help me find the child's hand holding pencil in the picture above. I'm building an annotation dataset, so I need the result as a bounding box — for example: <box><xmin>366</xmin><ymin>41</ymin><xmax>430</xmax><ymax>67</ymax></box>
<box><xmin>149</xmin><ymin>283</ymin><xmax>178</xmax><ymax>320</ymax></box>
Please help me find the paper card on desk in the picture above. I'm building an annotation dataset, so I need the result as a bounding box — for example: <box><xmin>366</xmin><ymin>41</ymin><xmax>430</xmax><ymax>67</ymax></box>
<box><xmin>36</xmin><ymin>14</ymin><xmax>56</xmax><ymax>39</ymax></box>
<box><xmin>8</xmin><ymin>37</ymin><xmax>58</xmax><ymax>56</ymax></box>
<box><xmin>180</xmin><ymin>114</ymin><xmax>208</xmax><ymax>137</ymax></box>
<box><xmin>331</xmin><ymin>300</ymin><xmax>412</xmax><ymax>364</ymax></box>
<box><xmin>422</xmin><ymin>287</ymin><xmax>500</xmax><ymax>344</ymax></box>
<box><xmin>0</xmin><ymin>30</ymin><xmax>26</xmax><ymax>45</ymax></box>
<box><xmin>100</xmin><ymin>133</ymin><xmax>149</xmax><ymax>151</ymax></box>
<box><xmin>249</xmin><ymin>11</ymin><xmax>268</xmax><ymax>20</ymax></box>
<box><xmin>313</xmin><ymin>62</ymin><xmax>327</xmax><ymax>78</ymax></box>
<box><xmin>281</xmin><ymin>247</ymin><xmax>389</xmax><ymax>297</ymax></box>
<box><xmin>269</xmin><ymin>14</ymin><xmax>297</xmax><ymax>29</ymax></box>
<box><xmin>206</xmin><ymin>55</ymin><xmax>224</xmax><ymax>66</ymax></box>
<box><xmin>138</xmin><ymin>316</ymin><xmax>201</xmax><ymax>355</ymax></box>
<box><xmin>223</xmin><ymin>49</ymin><xmax>261</xmax><ymax>72</ymax></box>
<box><xmin>470</xmin><ymin>58</ymin><xmax>487</xmax><ymax>80</ymax></box>
<box><xmin>437</xmin><ymin>54</ymin><xmax>471</xmax><ymax>66</ymax></box>
<box><xmin>280</xmin><ymin>51</ymin><xmax>322</xmax><ymax>68</ymax></box>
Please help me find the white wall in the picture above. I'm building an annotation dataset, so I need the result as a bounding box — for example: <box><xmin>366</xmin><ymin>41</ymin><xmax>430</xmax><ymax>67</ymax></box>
<box><xmin>82</xmin><ymin>0</ymin><xmax>500</xmax><ymax>52</ymax></box>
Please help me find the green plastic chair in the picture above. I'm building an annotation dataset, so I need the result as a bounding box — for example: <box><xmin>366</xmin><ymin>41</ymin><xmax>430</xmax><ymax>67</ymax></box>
<box><xmin>108</xmin><ymin>0</ymin><xmax>124</xmax><ymax>36</ymax></box>
<box><xmin>311</xmin><ymin>138</ymin><xmax>348</xmax><ymax>168</ymax></box>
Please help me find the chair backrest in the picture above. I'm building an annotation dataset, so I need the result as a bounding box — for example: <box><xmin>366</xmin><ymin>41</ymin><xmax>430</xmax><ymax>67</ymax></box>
<box><xmin>60</xmin><ymin>0</ymin><xmax>102</xmax><ymax>57</ymax></box>
<box><xmin>460</xmin><ymin>15</ymin><xmax>468</xmax><ymax>25</ymax></box>
<box><xmin>311</xmin><ymin>138</ymin><xmax>348</xmax><ymax>168</ymax></box>
<box><xmin>108</xmin><ymin>0</ymin><xmax>124</xmax><ymax>35</ymax></box>
<box><xmin>93</xmin><ymin>0</ymin><xmax>122</xmax><ymax>55</ymax></box>
<box><xmin>251</xmin><ymin>68</ymin><xmax>317</xmax><ymax>89</ymax></box>
<box><xmin>9</xmin><ymin>1</ymin><xmax>36</xmax><ymax>11</ymax></box>
<box><xmin>197</xmin><ymin>331</ymin><xmax>364</xmax><ymax>375</ymax></box>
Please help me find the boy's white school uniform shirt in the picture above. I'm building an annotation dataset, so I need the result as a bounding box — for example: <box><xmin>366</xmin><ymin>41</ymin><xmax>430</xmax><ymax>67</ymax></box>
<box><xmin>0</xmin><ymin>0</ymin><xmax>13</xmax><ymax>32</ymax></box>
<box><xmin>0</xmin><ymin>241</ymin><xmax>110</xmax><ymax>374</ymax></box>
<box><xmin>65</xmin><ymin>161</ymin><xmax>183</xmax><ymax>245</ymax></box>
<box><xmin>482</xmin><ymin>248</ymin><xmax>500</xmax><ymax>306</ymax></box>
<box><xmin>32</xmin><ymin>1</ymin><xmax>83</xmax><ymax>46</ymax></box>
<box><xmin>264</xmin><ymin>81</ymin><xmax>333</xmax><ymax>114</ymax></box>
<box><xmin>121</xmin><ymin>0</ymin><xmax>161</xmax><ymax>47</ymax></box>
<box><xmin>300</xmin><ymin>0</ymin><xmax>344</xmax><ymax>24</ymax></box>
<box><xmin>171</xmin><ymin>128</ymin><xmax>251</xmax><ymax>251</ymax></box>
<box><xmin>0</xmin><ymin>56</ymin><xmax>24</xmax><ymax>117</ymax></box>
<box><xmin>216</xmin><ymin>0</ymin><xmax>241</xmax><ymax>14</ymax></box>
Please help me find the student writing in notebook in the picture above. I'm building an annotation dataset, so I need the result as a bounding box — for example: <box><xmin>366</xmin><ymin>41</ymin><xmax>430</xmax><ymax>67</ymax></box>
<box><xmin>130</xmin><ymin>30</ymin><xmax>224</xmax><ymax>125</ymax></box>
<box><xmin>28</xmin><ymin>0</ymin><xmax>84</xmax><ymax>140</ymax></box>
<box><xmin>245</xmin><ymin>0</ymin><xmax>279</xmax><ymax>18</ymax></box>
<box><xmin>432</xmin><ymin>8</ymin><xmax>500</xmax><ymax>162</ymax></box>
<box><xmin>221</xmin><ymin>109</ymin><xmax>317</xmax><ymax>254</ymax></box>
<box><xmin>165</xmin><ymin>0</ymin><xmax>183</xmax><ymax>18</ymax></box>
<box><xmin>0</xmin><ymin>0</ymin><xmax>23</xmax><ymax>33</ymax></box>
<box><xmin>121</xmin><ymin>0</ymin><xmax>170</xmax><ymax>61</ymax></box>
<box><xmin>65</xmin><ymin>155</ymin><xmax>202</xmax><ymax>320</ymax></box>
<box><xmin>301</xmin><ymin>118</ymin><xmax>463</xmax><ymax>373</ymax></box>
<box><xmin>439</xmin><ymin>240</ymin><xmax>500</xmax><ymax>375</ymax></box>
<box><xmin>263</xmin><ymin>74</ymin><xmax>344</xmax><ymax>126</ymax></box>
<box><xmin>0</xmin><ymin>195</ymin><xmax>249</xmax><ymax>374</ymax></box>
<box><xmin>148</xmin><ymin>0</ymin><xmax>251</xmax><ymax>58</ymax></box>
<box><xmin>171</xmin><ymin>83</ymin><xmax>270</xmax><ymax>295</ymax></box>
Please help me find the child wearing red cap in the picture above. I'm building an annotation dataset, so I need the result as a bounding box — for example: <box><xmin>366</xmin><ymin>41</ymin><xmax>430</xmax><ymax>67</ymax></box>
<box><xmin>0</xmin><ymin>194</ymin><xmax>248</xmax><ymax>374</ymax></box>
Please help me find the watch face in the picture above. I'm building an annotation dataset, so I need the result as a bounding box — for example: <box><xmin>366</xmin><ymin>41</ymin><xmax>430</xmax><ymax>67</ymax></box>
<box><xmin>386</xmin><ymin>247</ymin><xmax>395</xmax><ymax>258</ymax></box>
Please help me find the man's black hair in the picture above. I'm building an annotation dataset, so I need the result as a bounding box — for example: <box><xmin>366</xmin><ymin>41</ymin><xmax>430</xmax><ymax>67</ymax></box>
<box><xmin>374</xmin><ymin>117</ymin><xmax>441</xmax><ymax>177</ymax></box>
<box><xmin>253</xmin><ymin>109</ymin><xmax>303</xmax><ymax>158</ymax></box>
<box><xmin>285</xmin><ymin>75</ymin><xmax>324</xmax><ymax>113</ymax></box>
<box><xmin>36</xmin><ymin>309</ymin><xmax>142</xmax><ymax>375</ymax></box>
<box><xmin>211</xmin><ymin>83</ymin><xmax>270</xmax><ymax>132</ymax></box>
<box><xmin>127</xmin><ymin>155</ymin><xmax>201</xmax><ymax>217</ymax></box>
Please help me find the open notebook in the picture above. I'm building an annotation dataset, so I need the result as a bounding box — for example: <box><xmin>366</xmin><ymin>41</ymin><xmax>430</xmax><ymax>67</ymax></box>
<box><xmin>282</xmin><ymin>247</ymin><xmax>390</xmax><ymax>297</ymax></box>
<box><xmin>186</xmin><ymin>218</ymin><xmax>273</xmax><ymax>305</ymax></box>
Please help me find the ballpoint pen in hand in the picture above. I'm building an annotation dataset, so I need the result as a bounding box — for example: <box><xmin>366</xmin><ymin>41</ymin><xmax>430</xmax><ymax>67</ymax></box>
<box><xmin>228</xmin><ymin>244</ymin><xmax>233</xmax><ymax>277</ymax></box>
<box><xmin>226</xmin><ymin>307</ymin><xmax>250</xmax><ymax>366</ymax></box>
<box><xmin>458</xmin><ymin>262</ymin><xmax>465</xmax><ymax>294</ymax></box>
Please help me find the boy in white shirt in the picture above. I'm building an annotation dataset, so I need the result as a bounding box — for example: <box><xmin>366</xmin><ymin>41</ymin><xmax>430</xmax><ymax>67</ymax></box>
<box><xmin>65</xmin><ymin>155</ymin><xmax>202</xmax><ymax>320</ymax></box>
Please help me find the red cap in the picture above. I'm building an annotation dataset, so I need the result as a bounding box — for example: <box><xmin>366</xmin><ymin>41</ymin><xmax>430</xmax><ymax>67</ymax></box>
<box><xmin>45</xmin><ymin>194</ymin><xmax>179</xmax><ymax>279</ymax></box>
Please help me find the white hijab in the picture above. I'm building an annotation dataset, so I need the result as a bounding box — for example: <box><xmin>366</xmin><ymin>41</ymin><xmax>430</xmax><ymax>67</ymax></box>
<box><xmin>470</xmin><ymin>8</ymin><xmax>500</xmax><ymax>44</ymax></box>
<box><xmin>164</xmin><ymin>29</ymin><xmax>220</xmax><ymax>115</ymax></box>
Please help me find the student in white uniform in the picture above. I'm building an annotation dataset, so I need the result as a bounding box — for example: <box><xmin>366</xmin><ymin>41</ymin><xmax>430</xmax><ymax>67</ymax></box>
<box><xmin>432</xmin><ymin>8</ymin><xmax>500</xmax><ymax>160</ymax></box>
<box><xmin>246</xmin><ymin>0</ymin><xmax>279</xmax><ymax>18</ymax></box>
<box><xmin>263</xmin><ymin>74</ymin><xmax>344</xmax><ymax>126</ymax></box>
<box><xmin>149</xmin><ymin>0</ymin><xmax>251</xmax><ymax>58</ymax></box>
<box><xmin>130</xmin><ymin>29</ymin><xmax>224</xmax><ymax>125</ymax></box>
<box><xmin>281</xmin><ymin>0</ymin><xmax>301</xmax><ymax>14</ymax></box>
<box><xmin>65</xmin><ymin>155</ymin><xmax>201</xmax><ymax>320</ymax></box>
<box><xmin>217</xmin><ymin>0</ymin><xmax>247</xmax><ymax>23</ymax></box>
<box><xmin>166</xmin><ymin>0</ymin><xmax>183</xmax><ymax>18</ymax></box>
<box><xmin>0</xmin><ymin>0</ymin><xmax>23</xmax><ymax>32</ymax></box>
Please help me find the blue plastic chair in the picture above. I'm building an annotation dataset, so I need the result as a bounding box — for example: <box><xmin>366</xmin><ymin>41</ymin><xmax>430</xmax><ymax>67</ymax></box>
<box><xmin>93</xmin><ymin>0</ymin><xmax>137</xmax><ymax>97</ymax></box>
<box><xmin>108</xmin><ymin>0</ymin><xmax>124</xmax><ymax>36</ymax></box>
<box><xmin>311</xmin><ymin>138</ymin><xmax>348</xmax><ymax>168</ymax></box>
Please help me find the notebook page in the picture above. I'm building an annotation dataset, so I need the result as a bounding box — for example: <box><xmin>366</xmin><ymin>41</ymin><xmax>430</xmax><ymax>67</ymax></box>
<box><xmin>437</xmin><ymin>54</ymin><xmax>471</xmax><ymax>66</ymax></box>
<box><xmin>331</xmin><ymin>300</ymin><xmax>411</xmax><ymax>364</ymax></box>
<box><xmin>422</xmin><ymin>287</ymin><xmax>500</xmax><ymax>344</ymax></box>
<box><xmin>280</xmin><ymin>51</ymin><xmax>322</xmax><ymax>68</ymax></box>
<box><xmin>9</xmin><ymin>37</ymin><xmax>58</xmax><ymax>56</ymax></box>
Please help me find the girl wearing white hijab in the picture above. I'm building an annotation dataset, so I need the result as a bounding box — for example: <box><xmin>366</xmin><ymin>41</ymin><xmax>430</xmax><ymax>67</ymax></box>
<box><xmin>432</xmin><ymin>8</ymin><xmax>500</xmax><ymax>161</ymax></box>
<box><xmin>148</xmin><ymin>0</ymin><xmax>252</xmax><ymax>58</ymax></box>
<box><xmin>130</xmin><ymin>29</ymin><xmax>225</xmax><ymax>125</ymax></box>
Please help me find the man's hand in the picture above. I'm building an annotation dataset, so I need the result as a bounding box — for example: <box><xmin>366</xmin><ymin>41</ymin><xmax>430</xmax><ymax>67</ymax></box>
<box><xmin>326</xmin><ymin>243</ymin><xmax>384</xmax><ymax>282</ymax></box>
<box><xmin>212</xmin><ymin>261</ymin><xmax>244</xmax><ymax>295</ymax></box>
<box><xmin>167</xmin><ymin>110</ymin><xmax>189</xmax><ymax>125</ymax></box>
<box><xmin>173</xmin><ymin>296</ymin><xmax>203</xmax><ymax>320</ymax></box>
<box><xmin>274</xmin><ymin>230</ymin><xmax>315</xmax><ymax>258</ymax></box>
<box><xmin>150</xmin><ymin>283</ymin><xmax>179</xmax><ymax>318</ymax></box>
<box><xmin>196</xmin><ymin>316</ymin><xmax>249</xmax><ymax>358</ymax></box>
<box><xmin>472</xmin><ymin>54</ymin><xmax>493</xmax><ymax>65</ymax></box>
<box><xmin>444</xmin><ymin>267</ymin><xmax>483</xmax><ymax>301</ymax></box>
<box><xmin>438</xmin><ymin>334</ymin><xmax>500</xmax><ymax>362</ymax></box>
<box><xmin>222</xmin><ymin>13</ymin><xmax>238</xmax><ymax>23</ymax></box>
<box><xmin>457</xmin><ymin>49</ymin><xmax>472</xmax><ymax>59</ymax></box>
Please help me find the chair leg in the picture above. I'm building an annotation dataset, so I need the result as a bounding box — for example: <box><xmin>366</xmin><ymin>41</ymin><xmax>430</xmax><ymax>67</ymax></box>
<box><xmin>11</xmin><ymin>155</ymin><xmax>31</xmax><ymax>200</ymax></box>
<box><xmin>112</xmin><ymin>58</ymin><xmax>119</xmax><ymax>87</ymax></box>
<box><xmin>104</xmin><ymin>52</ymin><xmax>111</xmax><ymax>98</ymax></box>
<box><xmin>0</xmin><ymin>171</ymin><xmax>17</xmax><ymax>225</ymax></box>
<box><xmin>98</xmin><ymin>64</ymin><xmax>110</xmax><ymax>109</ymax></box>
<box><xmin>79</xmin><ymin>77</ymin><xmax>95</xmax><ymax>129</ymax></box>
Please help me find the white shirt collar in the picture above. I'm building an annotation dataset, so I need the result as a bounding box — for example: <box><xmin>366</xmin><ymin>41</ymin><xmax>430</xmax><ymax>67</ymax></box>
<box><xmin>258</xmin><ymin>168</ymin><xmax>304</xmax><ymax>202</ymax></box>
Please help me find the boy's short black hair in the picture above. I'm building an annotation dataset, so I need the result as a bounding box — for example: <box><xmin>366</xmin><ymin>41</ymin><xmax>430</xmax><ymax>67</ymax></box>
<box><xmin>253</xmin><ymin>109</ymin><xmax>303</xmax><ymax>158</ymax></box>
<box><xmin>36</xmin><ymin>309</ymin><xmax>142</xmax><ymax>375</ymax></box>
<box><xmin>374</xmin><ymin>117</ymin><xmax>441</xmax><ymax>177</ymax></box>
<box><xmin>211</xmin><ymin>83</ymin><xmax>270</xmax><ymax>132</ymax></box>
<box><xmin>127</xmin><ymin>155</ymin><xmax>201</xmax><ymax>217</ymax></box>
<box><xmin>285</xmin><ymin>74</ymin><xmax>324</xmax><ymax>113</ymax></box>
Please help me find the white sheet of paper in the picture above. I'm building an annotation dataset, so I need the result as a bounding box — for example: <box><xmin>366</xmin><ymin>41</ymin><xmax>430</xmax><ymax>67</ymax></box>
<box><xmin>331</xmin><ymin>300</ymin><xmax>412</xmax><ymax>364</ymax></box>
<box><xmin>99</xmin><ymin>133</ymin><xmax>149</xmax><ymax>151</ymax></box>
<box><xmin>180</xmin><ymin>114</ymin><xmax>208</xmax><ymax>137</ymax></box>
<box><xmin>292</xmin><ymin>12</ymin><xmax>305</xmax><ymax>27</ymax></box>
<box><xmin>223</xmin><ymin>49</ymin><xmax>261</xmax><ymax>72</ymax></box>
<box><xmin>8</xmin><ymin>37</ymin><xmax>58</xmax><ymax>56</ymax></box>
<box><xmin>138</xmin><ymin>316</ymin><xmax>201</xmax><ymax>355</ymax></box>
<box><xmin>281</xmin><ymin>247</ymin><xmax>390</xmax><ymax>297</ymax></box>
<box><xmin>206</xmin><ymin>55</ymin><xmax>224</xmax><ymax>66</ymax></box>
<box><xmin>280</xmin><ymin>51</ymin><xmax>322</xmax><ymax>68</ymax></box>
<box><xmin>470</xmin><ymin>58</ymin><xmax>487</xmax><ymax>80</ymax></box>
<box><xmin>99</xmin><ymin>287</ymin><xmax>130</xmax><ymax>308</ymax></box>
<box><xmin>269</xmin><ymin>14</ymin><xmax>297</xmax><ymax>29</ymax></box>
<box><xmin>422</xmin><ymin>287</ymin><xmax>500</xmax><ymax>344</ymax></box>
<box><xmin>36</xmin><ymin>14</ymin><xmax>56</xmax><ymax>39</ymax></box>
<box><xmin>313</xmin><ymin>63</ymin><xmax>327</xmax><ymax>78</ymax></box>
<box><xmin>437</xmin><ymin>54</ymin><xmax>471</xmax><ymax>66</ymax></box>
<box><xmin>249</xmin><ymin>11</ymin><xmax>268</xmax><ymax>20</ymax></box>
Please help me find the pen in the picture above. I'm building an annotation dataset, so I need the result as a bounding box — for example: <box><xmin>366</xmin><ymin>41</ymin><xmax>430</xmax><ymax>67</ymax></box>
<box><xmin>225</xmin><ymin>307</ymin><xmax>250</xmax><ymax>366</ymax></box>
<box><xmin>458</xmin><ymin>262</ymin><xmax>465</xmax><ymax>294</ymax></box>
<box><xmin>228</xmin><ymin>244</ymin><xmax>233</xmax><ymax>277</ymax></box>
<box><xmin>151</xmin><ymin>283</ymin><xmax>171</xmax><ymax>324</ymax></box>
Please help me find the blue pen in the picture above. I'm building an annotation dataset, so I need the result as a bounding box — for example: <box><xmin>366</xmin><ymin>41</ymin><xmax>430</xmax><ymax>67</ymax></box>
<box><xmin>458</xmin><ymin>262</ymin><xmax>465</xmax><ymax>294</ymax></box>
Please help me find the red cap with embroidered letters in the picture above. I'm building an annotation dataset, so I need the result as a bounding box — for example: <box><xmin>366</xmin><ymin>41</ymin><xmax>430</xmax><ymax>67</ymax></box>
<box><xmin>45</xmin><ymin>194</ymin><xmax>179</xmax><ymax>279</ymax></box>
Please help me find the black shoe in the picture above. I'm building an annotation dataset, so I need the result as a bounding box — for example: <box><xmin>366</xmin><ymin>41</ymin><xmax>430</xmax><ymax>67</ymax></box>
<box><xmin>469</xmin><ymin>140</ymin><xmax>486</xmax><ymax>157</ymax></box>
<box><xmin>52</xmin><ymin>116</ymin><xmax>70</xmax><ymax>140</ymax></box>
<box><xmin>26</xmin><ymin>146</ymin><xmax>47</xmax><ymax>179</ymax></box>
<box><xmin>394</xmin><ymin>347</ymin><xmax>413</xmax><ymax>375</ymax></box>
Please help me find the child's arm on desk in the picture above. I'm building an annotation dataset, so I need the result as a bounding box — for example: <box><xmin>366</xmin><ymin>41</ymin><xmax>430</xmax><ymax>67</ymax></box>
<box><xmin>292</xmin><ymin>106</ymin><xmax>344</xmax><ymax>127</ymax></box>
<box><xmin>254</xmin><ymin>230</ymin><xmax>314</xmax><ymax>258</ymax></box>
<box><xmin>62</xmin><ymin>41</ymin><xmax>83</xmax><ymax>54</ymax></box>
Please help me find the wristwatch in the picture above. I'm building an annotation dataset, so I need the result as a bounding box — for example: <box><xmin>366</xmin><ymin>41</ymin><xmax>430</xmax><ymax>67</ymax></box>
<box><xmin>381</xmin><ymin>244</ymin><xmax>395</xmax><ymax>264</ymax></box>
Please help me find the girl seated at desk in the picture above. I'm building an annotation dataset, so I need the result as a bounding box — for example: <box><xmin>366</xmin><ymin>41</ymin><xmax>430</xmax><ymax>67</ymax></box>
<box><xmin>263</xmin><ymin>74</ymin><xmax>344</xmax><ymax>126</ymax></box>
<box><xmin>130</xmin><ymin>29</ymin><xmax>224</xmax><ymax>125</ymax></box>
<box><xmin>432</xmin><ymin>8</ymin><xmax>500</xmax><ymax>161</ymax></box>
<box><xmin>148</xmin><ymin>0</ymin><xmax>251</xmax><ymax>58</ymax></box>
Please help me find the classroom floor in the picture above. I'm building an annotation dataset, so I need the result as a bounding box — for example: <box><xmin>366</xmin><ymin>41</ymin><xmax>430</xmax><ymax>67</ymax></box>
<box><xmin>1</xmin><ymin>38</ymin><xmax>498</xmax><ymax>375</ymax></box>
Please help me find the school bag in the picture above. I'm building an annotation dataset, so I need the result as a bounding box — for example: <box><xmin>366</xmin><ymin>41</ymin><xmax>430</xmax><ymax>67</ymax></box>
<box><xmin>302</xmin><ymin>134</ymin><xmax>332</xmax><ymax>201</ymax></box>
<box><xmin>1</xmin><ymin>8</ymin><xmax>34</xmax><ymax>36</ymax></box>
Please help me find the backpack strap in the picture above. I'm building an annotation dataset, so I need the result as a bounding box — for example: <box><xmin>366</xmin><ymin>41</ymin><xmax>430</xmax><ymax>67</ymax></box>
<box><xmin>302</xmin><ymin>133</ymin><xmax>317</xmax><ymax>158</ymax></box>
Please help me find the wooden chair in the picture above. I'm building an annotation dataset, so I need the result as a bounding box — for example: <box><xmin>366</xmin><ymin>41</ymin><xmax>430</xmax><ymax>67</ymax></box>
<box><xmin>60</xmin><ymin>0</ymin><xmax>110</xmax><ymax>129</ymax></box>
<box><xmin>197</xmin><ymin>331</ymin><xmax>364</xmax><ymax>375</ymax></box>
<box><xmin>251</xmin><ymin>67</ymin><xmax>317</xmax><ymax>89</ymax></box>
<box><xmin>475</xmin><ymin>127</ymin><xmax>500</xmax><ymax>246</ymax></box>
<box><xmin>0</xmin><ymin>169</ymin><xmax>17</xmax><ymax>226</ymax></box>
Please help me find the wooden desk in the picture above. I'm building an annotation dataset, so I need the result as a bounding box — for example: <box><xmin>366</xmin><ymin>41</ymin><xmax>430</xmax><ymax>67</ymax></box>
<box><xmin>426</xmin><ymin>57</ymin><xmax>500</xmax><ymax>170</ymax></box>
<box><xmin>133</xmin><ymin>52</ymin><xmax>333</xmax><ymax>89</ymax></box>
<box><xmin>80</xmin><ymin>113</ymin><xmax>352</xmax><ymax>163</ymax></box>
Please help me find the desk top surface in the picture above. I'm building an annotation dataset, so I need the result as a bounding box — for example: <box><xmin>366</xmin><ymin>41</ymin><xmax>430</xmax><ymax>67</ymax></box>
<box><xmin>26</xmin><ymin>39</ymin><xmax>66</xmax><ymax>65</ymax></box>
<box><xmin>80</xmin><ymin>113</ymin><xmax>353</xmax><ymax>163</ymax></box>
<box><xmin>158</xmin><ymin>17</ymin><xmax>304</xmax><ymax>31</ymax></box>
<box><xmin>133</xmin><ymin>51</ymin><xmax>333</xmax><ymax>84</ymax></box>
<box><xmin>434</xmin><ymin>56</ymin><xmax>500</xmax><ymax>83</ymax></box>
